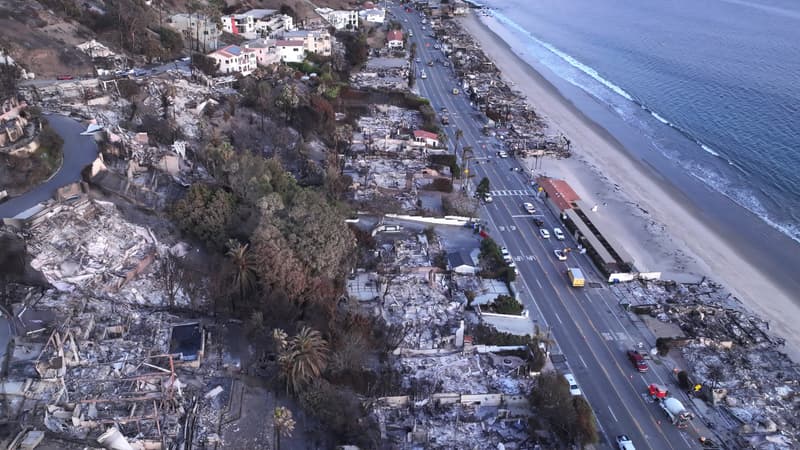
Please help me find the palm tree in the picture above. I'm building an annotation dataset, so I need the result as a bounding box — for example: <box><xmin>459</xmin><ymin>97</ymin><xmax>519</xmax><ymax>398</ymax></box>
<box><xmin>226</xmin><ymin>239</ymin><xmax>257</xmax><ymax>313</ymax></box>
<box><xmin>278</xmin><ymin>327</ymin><xmax>329</xmax><ymax>392</ymax></box>
<box><xmin>272</xmin><ymin>406</ymin><xmax>295</xmax><ymax>450</ymax></box>
<box><xmin>273</xmin><ymin>328</ymin><xmax>289</xmax><ymax>352</ymax></box>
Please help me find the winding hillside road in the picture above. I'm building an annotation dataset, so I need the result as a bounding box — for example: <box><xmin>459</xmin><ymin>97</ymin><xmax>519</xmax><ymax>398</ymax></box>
<box><xmin>0</xmin><ymin>114</ymin><xmax>99</xmax><ymax>218</ymax></box>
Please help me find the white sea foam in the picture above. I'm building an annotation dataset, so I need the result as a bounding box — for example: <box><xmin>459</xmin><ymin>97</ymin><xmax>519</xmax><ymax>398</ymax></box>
<box><xmin>484</xmin><ymin>10</ymin><xmax>800</xmax><ymax>244</ymax></box>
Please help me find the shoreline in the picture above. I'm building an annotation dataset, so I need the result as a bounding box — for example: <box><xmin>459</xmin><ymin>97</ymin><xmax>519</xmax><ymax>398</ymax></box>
<box><xmin>459</xmin><ymin>12</ymin><xmax>800</xmax><ymax>361</ymax></box>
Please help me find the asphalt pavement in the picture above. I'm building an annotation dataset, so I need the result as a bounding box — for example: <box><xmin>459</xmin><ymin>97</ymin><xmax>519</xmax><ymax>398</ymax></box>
<box><xmin>392</xmin><ymin>5</ymin><xmax>705</xmax><ymax>449</ymax></box>
<box><xmin>0</xmin><ymin>114</ymin><xmax>99</xmax><ymax>218</ymax></box>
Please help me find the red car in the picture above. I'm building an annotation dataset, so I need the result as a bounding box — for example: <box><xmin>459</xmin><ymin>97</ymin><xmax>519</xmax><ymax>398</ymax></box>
<box><xmin>56</xmin><ymin>75</ymin><xmax>74</xmax><ymax>80</ymax></box>
<box><xmin>627</xmin><ymin>350</ymin><xmax>649</xmax><ymax>372</ymax></box>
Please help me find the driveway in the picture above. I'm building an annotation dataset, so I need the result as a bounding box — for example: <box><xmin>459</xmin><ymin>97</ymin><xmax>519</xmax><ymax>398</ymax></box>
<box><xmin>0</xmin><ymin>114</ymin><xmax>99</xmax><ymax>218</ymax></box>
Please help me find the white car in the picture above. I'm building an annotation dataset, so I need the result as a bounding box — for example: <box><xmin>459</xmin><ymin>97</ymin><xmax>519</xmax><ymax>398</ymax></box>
<box><xmin>554</xmin><ymin>250</ymin><xmax>567</xmax><ymax>261</ymax></box>
<box><xmin>484</xmin><ymin>193</ymin><xmax>493</xmax><ymax>203</ymax></box>
<box><xmin>553</xmin><ymin>227</ymin><xmax>565</xmax><ymax>240</ymax></box>
<box><xmin>500</xmin><ymin>246</ymin><xmax>510</xmax><ymax>257</ymax></box>
<box><xmin>498</xmin><ymin>150</ymin><xmax>509</xmax><ymax>158</ymax></box>
<box><xmin>522</xmin><ymin>202</ymin><xmax>536</xmax><ymax>214</ymax></box>
<box><xmin>564</xmin><ymin>373</ymin><xmax>582</xmax><ymax>396</ymax></box>
<box><xmin>507</xmin><ymin>260</ymin><xmax>516</xmax><ymax>269</ymax></box>
<box><xmin>539</xmin><ymin>228</ymin><xmax>550</xmax><ymax>239</ymax></box>
<box><xmin>616</xmin><ymin>435</ymin><xmax>636</xmax><ymax>450</ymax></box>
<box><xmin>420</xmin><ymin>71</ymin><xmax>427</xmax><ymax>79</ymax></box>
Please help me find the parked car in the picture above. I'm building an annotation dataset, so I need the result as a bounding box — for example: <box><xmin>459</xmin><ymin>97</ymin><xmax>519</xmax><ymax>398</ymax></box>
<box><xmin>554</xmin><ymin>250</ymin><xmax>567</xmax><ymax>261</ymax></box>
<box><xmin>483</xmin><ymin>193</ymin><xmax>493</xmax><ymax>203</ymax></box>
<box><xmin>533</xmin><ymin>218</ymin><xmax>545</xmax><ymax>227</ymax></box>
<box><xmin>539</xmin><ymin>228</ymin><xmax>551</xmax><ymax>239</ymax></box>
<box><xmin>564</xmin><ymin>373</ymin><xmax>582</xmax><ymax>396</ymax></box>
<box><xmin>627</xmin><ymin>350</ymin><xmax>649</xmax><ymax>372</ymax></box>
<box><xmin>56</xmin><ymin>75</ymin><xmax>74</xmax><ymax>80</ymax></box>
<box><xmin>522</xmin><ymin>202</ymin><xmax>536</xmax><ymax>214</ymax></box>
<box><xmin>497</xmin><ymin>150</ymin><xmax>509</xmax><ymax>158</ymax></box>
<box><xmin>553</xmin><ymin>227</ymin><xmax>565</xmax><ymax>240</ymax></box>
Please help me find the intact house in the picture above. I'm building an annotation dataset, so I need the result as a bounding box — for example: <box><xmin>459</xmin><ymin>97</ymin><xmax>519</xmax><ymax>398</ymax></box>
<box><xmin>0</xmin><ymin>96</ymin><xmax>28</xmax><ymax>147</ymax></box>
<box><xmin>316</xmin><ymin>7</ymin><xmax>359</xmax><ymax>30</ymax></box>
<box><xmin>360</xmin><ymin>5</ymin><xmax>386</xmax><ymax>24</ymax></box>
<box><xmin>276</xmin><ymin>40</ymin><xmax>306</xmax><ymax>63</ymax></box>
<box><xmin>169</xmin><ymin>13</ymin><xmax>221</xmax><ymax>52</ymax></box>
<box><xmin>414</xmin><ymin>129</ymin><xmax>440</xmax><ymax>148</ymax></box>
<box><xmin>221</xmin><ymin>9</ymin><xmax>294</xmax><ymax>39</ymax></box>
<box><xmin>386</xmin><ymin>29</ymin><xmax>404</xmax><ymax>49</ymax></box>
<box><xmin>208</xmin><ymin>45</ymin><xmax>257</xmax><ymax>75</ymax></box>
<box><xmin>448</xmin><ymin>249</ymin><xmax>479</xmax><ymax>275</ymax></box>
<box><xmin>242</xmin><ymin>39</ymin><xmax>280</xmax><ymax>67</ymax></box>
<box><xmin>278</xmin><ymin>30</ymin><xmax>332</xmax><ymax>57</ymax></box>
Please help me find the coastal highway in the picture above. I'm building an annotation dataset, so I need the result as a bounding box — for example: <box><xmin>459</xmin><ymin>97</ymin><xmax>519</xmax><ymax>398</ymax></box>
<box><xmin>392</xmin><ymin>5</ymin><xmax>703</xmax><ymax>450</ymax></box>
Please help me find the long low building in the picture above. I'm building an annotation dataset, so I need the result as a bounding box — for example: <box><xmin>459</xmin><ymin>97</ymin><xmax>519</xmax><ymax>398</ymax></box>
<box><xmin>536</xmin><ymin>177</ymin><xmax>635</xmax><ymax>275</ymax></box>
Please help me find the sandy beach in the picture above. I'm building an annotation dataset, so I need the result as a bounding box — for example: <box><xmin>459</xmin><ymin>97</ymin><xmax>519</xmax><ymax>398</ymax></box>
<box><xmin>460</xmin><ymin>12</ymin><xmax>800</xmax><ymax>361</ymax></box>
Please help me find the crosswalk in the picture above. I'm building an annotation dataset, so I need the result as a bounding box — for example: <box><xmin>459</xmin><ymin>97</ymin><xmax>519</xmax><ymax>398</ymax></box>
<box><xmin>490</xmin><ymin>189</ymin><xmax>536</xmax><ymax>197</ymax></box>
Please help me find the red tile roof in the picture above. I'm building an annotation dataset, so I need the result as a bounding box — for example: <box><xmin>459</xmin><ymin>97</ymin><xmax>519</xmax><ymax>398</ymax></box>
<box><xmin>537</xmin><ymin>177</ymin><xmax>580</xmax><ymax>211</ymax></box>
<box><xmin>414</xmin><ymin>130</ymin><xmax>438</xmax><ymax>140</ymax></box>
<box><xmin>387</xmin><ymin>30</ymin><xmax>404</xmax><ymax>42</ymax></box>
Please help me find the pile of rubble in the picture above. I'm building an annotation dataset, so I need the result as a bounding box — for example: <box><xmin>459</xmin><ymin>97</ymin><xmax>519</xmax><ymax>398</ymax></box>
<box><xmin>351</xmin><ymin>57</ymin><xmax>410</xmax><ymax>91</ymax></box>
<box><xmin>614</xmin><ymin>279</ymin><xmax>800</xmax><ymax>448</ymax></box>
<box><xmin>430</xmin><ymin>15</ymin><xmax>568</xmax><ymax>158</ymax></box>
<box><xmin>25</xmin><ymin>200</ymin><xmax>193</xmax><ymax>307</ymax></box>
<box><xmin>0</xmin><ymin>200</ymin><xmax>260</xmax><ymax>448</ymax></box>
<box><xmin>359</xmin><ymin>229</ymin><xmax>536</xmax><ymax>448</ymax></box>
<box><xmin>355</xmin><ymin>104</ymin><xmax>423</xmax><ymax>145</ymax></box>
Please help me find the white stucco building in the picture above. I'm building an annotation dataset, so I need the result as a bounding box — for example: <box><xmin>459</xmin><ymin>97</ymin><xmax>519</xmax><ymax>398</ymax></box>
<box><xmin>276</xmin><ymin>40</ymin><xmax>306</xmax><ymax>63</ymax></box>
<box><xmin>208</xmin><ymin>45</ymin><xmax>257</xmax><ymax>75</ymax></box>
<box><xmin>316</xmin><ymin>8</ymin><xmax>359</xmax><ymax>30</ymax></box>
<box><xmin>279</xmin><ymin>30</ymin><xmax>332</xmax><ymax>57</ymax></box>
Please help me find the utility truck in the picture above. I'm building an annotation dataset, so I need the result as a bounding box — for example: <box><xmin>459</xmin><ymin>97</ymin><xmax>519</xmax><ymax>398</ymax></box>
<box><xmin>648</xmin><ymin>384</ymin><xmax>693</xmax><ymax>427</ymax></box>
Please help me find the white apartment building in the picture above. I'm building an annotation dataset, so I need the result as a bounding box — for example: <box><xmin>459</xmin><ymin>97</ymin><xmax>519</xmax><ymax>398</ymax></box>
<box><xmin>222</xmin><ymin>9</ymin><xmax>294</xmax><ymax>39</ymax></box>
<box><xmin>279</xmin><ymin>30</ymin><xmax>332</xmax><ymax>57</ymax></box>
<box><xmin>360</xmin><ymin>8</ymin><xmax>386</xmax><ymax>24</ymax></box>
<box><xmin>316</xmin><ymin>8</ymin><xmax>359</xmax><ymax>30</ymax></box>
<box><xmin>208</xmin><ymin>45</ymin><xmax>257</xmax><ymax>75</ymax></box>
<box><xmin>276</xmin><ymin>40</ymin><xmax>305</xmax><ymax>63</ymax></box>
<box><xmin>169</xmin><ymin>13</ymin><xmax>221</xmax><ymax>52</ymax></box>
<box><xmin>256</xmin><ymin>14</ymin><xmax>294</xmax><ymax>35</ymax></box>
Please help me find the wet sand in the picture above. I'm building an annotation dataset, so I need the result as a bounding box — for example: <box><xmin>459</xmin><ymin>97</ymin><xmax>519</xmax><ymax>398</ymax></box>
<box><xmin>460</xmin><ymin>12</ymin><xmax>800</xmax><ymax>361</ymax></box>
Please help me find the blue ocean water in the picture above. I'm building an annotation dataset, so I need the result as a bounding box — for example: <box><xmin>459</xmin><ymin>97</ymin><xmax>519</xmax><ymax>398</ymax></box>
<box><xmin>481</xmin><ymin>0</ymin><xmax>800</xmax><ymax>243</ymax></box>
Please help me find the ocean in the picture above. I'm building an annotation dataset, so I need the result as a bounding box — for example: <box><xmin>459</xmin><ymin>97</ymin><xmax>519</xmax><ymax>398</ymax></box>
<box><xmin>479</xmin><ymin>0</ymin><xmax>800</xmax><ymax>244</ymax></box>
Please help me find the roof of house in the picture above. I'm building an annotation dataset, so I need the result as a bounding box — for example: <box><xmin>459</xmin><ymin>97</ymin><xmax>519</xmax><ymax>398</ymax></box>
<box><xmin>447</xmin><ymin>251</ymin><xmax>476</xmax><ymax>269</ymax></box>
<box><xmin>245</xmin><ymin>8</ymin><xmax>277</xmax><ymax>19</ymax></box>
<box><xmin>387</xmin><ymin>30</ymin><xmax>404</xmax><ymax>41</ymax></box>
<box><xmin>536</xmin><ymin>176</ymin><xmax>580</xmax><ymax>211</ymax></box>
<box><xmin>414</xmin><ymin>130</ymin><xmax>438</xmax><ymax>140</ymax></box>
<box><xmin>212</xmin><ymin>45</ymin><xmax>242</xmax><ymax>58</ymax></box>
<box><xmin>276</xmin><ymin>40</ymin><xmax>305</xmax><ymax>47</ymax></box>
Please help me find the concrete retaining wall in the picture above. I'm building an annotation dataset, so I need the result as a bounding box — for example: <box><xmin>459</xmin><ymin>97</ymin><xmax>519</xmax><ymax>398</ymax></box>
<box><xmin>378</xmin><ymin>393</ymin><xmax>530</xmax><ymax>409</ymax></box>
<box><xmin>385</xmin><ymin>213</ymin><xmax>478</xmax><ymax>227</ymax></box>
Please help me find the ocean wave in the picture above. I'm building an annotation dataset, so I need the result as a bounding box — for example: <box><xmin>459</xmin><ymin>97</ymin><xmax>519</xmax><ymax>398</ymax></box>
<box><xmin>492</xmin><ymin>11</ymin><xmax>635</xmax><ymax>102</ymax></box>
<box><xmin>483</xmin><ymin>11</ymin><xmax>800</xmax><ymax>244</ymax></box>
<box><xmin>689</xmin><ymin>165</ymin><xmax>800</xmax><ymax>244</ymax></box>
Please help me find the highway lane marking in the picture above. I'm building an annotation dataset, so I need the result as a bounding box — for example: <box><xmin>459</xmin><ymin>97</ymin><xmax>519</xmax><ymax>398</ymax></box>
<box><xmin>608</xmin><ymin>405</ymin><xmax>619</xmax><ymax>422</ymax></box>
<box><xmin>490</xmin><ymin>198</ymin><xmax>683</xmax><ymax>450</ymax></box>
<box><xmin>554</xmin><ymin>311</ymin><xmax>563</xmax><ymax>324</ymax></box>
<box><xmin>536</xmin><ymin>279</ymin><xmax>543</xmax><ymax>289</ymax></box>
<box><xmin>417</xmin><ymin>32</ymin><xmax>693</xmax><ymax>449</ymax></box>
<box><xmin>579</xmin><ymin>354</ymin><xmax>588</xmax><ymax>368</ymax></box>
